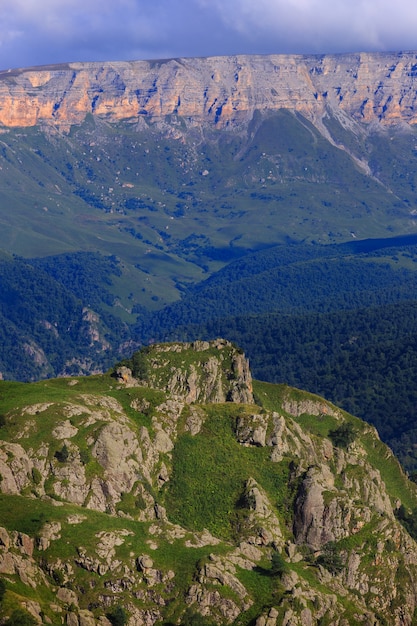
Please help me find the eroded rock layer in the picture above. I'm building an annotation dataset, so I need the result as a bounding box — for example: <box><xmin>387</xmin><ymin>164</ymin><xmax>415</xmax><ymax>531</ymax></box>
<box><xmin>2</xmin><ymin>52</ymin><xmax>417</xmax><ymax>130</ymax></box>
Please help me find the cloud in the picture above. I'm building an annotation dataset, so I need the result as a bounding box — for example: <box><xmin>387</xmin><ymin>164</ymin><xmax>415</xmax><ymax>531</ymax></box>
<box><xmin>0</xmin><ymin>0</ymin><xmax>417</xmax><ymax>70</ymax></box>
<box><xmin>202</xmin><ymin>0</ymin><xmax>417</xmax><ymax>53</ymax></box>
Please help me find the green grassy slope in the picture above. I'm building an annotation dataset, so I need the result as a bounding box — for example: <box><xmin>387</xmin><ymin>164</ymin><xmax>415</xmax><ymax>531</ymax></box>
<box><xmin>0</xmin><ymin>352</ymin><xmax>417</xmax><ymax>624</ymax></box>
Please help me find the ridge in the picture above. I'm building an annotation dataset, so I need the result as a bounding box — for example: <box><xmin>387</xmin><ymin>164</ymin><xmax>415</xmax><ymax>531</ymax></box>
<box><xmin>2</xmin><ymin>52</ymin><xmax>417</xmax><ymax>130</ymax></box>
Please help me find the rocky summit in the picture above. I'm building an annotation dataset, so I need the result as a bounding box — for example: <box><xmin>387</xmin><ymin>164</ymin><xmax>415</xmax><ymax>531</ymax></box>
<box><xmin>1</xmin><ymin>52</ymin><xmax>417</xmax><ymax>132</ymax></box>
<box><xmin>0</xmin><ymin>340</ymin><xmax>417</xmax><ymax>624</ymax></box>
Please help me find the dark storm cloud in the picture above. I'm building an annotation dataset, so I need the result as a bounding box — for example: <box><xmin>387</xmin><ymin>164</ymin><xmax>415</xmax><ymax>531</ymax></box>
<box><xmin>1</xmin><ymin>0</ymin><xmax>417</xmax><ymax>71</ymax></box>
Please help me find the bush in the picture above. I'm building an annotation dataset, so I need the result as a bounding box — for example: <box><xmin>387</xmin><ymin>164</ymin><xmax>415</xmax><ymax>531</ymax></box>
<box><xmin>395</xmin><ymin>504</ymin><xmax>417</xmax><ymax>540</ymax></box>
<box><xmin>328</xmin><ymin>422</ymin><xmax>357</xmax><ymax>448</ymax></box>
<box><xmin>79</xmin><ymin>449</ymin><xmax>90</xmax><ymax>465</ymax></box>
<box><xmin>270</xmin><ymin>550</ymin><xmax>289</xmax><ymax>577</ymax></box>
<box><xmin>31</xmin><ymin>468</ymin><xmax>42</xmax><ymax>485</ymax></box>
<box><xmin>52</xmin><ymin>569</ymin><xmax>65</xmax><ymax>586</ymax></box>
<box><xmin>114</xmin><ymin>347</ymin><xmax>151</xmax><ymax>381</ymax></box>
<box><xmin>179</xmin><ymin>608</ymin><xmax>216</xmax><ymax>626</ymax></box>
<box><xmin>107</xmin><ymin>606</ymin><xmax>128</xmax><ymax>626</ymax></box>
<box><xmin>316</xmin><ymin>541</ymin><xmax>344</xmax><ymax>574</ymax></box>
<box><xmin>54</xmin><ymin>444</ymin><xmax>69</xmax><ymax>463</ymax></box>
<box><xmin>4</xmin><ymin>609</ymin><xmax>37</xmax><ymax>626</ymax></box>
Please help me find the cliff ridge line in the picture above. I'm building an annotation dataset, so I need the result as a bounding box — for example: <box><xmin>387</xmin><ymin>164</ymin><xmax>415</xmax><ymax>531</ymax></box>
<box><xmin>2</xmin><ymin>52</ymin><xmax>417</xmax><ymax>130</ymax></box>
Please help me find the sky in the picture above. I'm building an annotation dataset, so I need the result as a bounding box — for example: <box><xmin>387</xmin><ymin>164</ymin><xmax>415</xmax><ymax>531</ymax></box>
<box><xmin>1</xmin><ymin>0</ymin><xmax>417</xmax><ymax>71</ymax></box>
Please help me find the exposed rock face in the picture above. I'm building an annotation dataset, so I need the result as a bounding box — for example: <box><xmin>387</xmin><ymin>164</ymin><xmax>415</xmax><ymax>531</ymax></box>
<box><xmin>292</xmin><ymin>462</ymin><xmax>379</xmax><ymax>549</ymax></box>
<box><xmin>1</xmin><ymin>52</ymin><xmax>417</xmax><ymax>132</ymax></box>
<box><xmin>189</xmin><ymin>551</ymin><xmax>253</xmax><ymax>620</ymax></box>
<box><xmin>0</xmin><ymin>442</ymin><xmax>33</xmax><ymax>494</ymax></box>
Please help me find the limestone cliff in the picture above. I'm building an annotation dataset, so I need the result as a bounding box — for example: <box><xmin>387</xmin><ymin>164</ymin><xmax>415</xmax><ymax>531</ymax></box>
<box><xmin>2</xmin><ymin>52</ymin><xmax>417</xmax><ymax>132</ymax></box>
<box><xmin>0</xmin><ymin>342</ymin><xmax>417</xmax><ymax>624</ymax></box>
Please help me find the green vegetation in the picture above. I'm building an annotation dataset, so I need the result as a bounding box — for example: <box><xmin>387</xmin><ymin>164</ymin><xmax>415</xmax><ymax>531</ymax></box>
<box><xmin>0</xmin><ymin>341</ymin><xmax>415</xmax><ymax>624</ymax></box>
<box><xmin>177</xmin><ymin>607</ymin><xmax>217</xmax><ymax>626</ymax></box>
<box><xmin>31</xmin><ymin>468</ymin><xmax>42</xmax><ymax>485</ymax></box>
<box><xmin>0</xmin><ymin>254</ymin><xmax>126</xmax><ymax>381</ymax></box>
<box><xmin>4</xmin><ymin>113</ymin><xmax>417</xmax><ymax>477</ymax></box>
<box><xmin>3</xmin><ymin>111</ymin><xmax>413</xmax><ymax>270</ymax></box>
<box><xmin>106</xmin><ymin>606</ymin><xmax>128</xmax><ymax>626</ymax></box>
<box><xmin>270</xmin><ymin>550</ymin><xmax>289</xmax><ymax>577</ymax></box>
<box><xmin>4</xmin><ymin>609</ymin><xmax>37</xmax><ymax>626</ymax></box>
<box><xmin>5</xmin><ymin>225</ymin><xmax>417</xmax><ymax>474</ymax></box>
<box><xmin>165</xmin><ymin>403</ymin><xmax>296</xmax><ymax>540</ymax></box>
<box><xmin>234</xmin><ymin>566</ymin><xmax>277</xmax><ymax>625</ymax></box>
<box><xmin>161</xmin><ymin>241</ymin><xmax>417</xmax><ymax>471</ymax></box>
<box><xmin>395</xmin><ymin>504</ymin><xmax>417</xmax><ymax>541</ymax></box>
<box><xmin>165</xmin><ymin>405</ymin><xmax>253</xmax><ymax>539</ymax></box>
<box><xmin>54</xmin><ymin>444</ymin><xmax>69</xmax><ymax>463</ymax></box>
<box><xmin>2</xmin><ymin>109</ymin><xmax>417</xmax><ymax>320</ymax></box>
<box><xmin>0</xmin><ymin>579</ymin><xmax>6</xmax><ymax>604</ymax></box>
<box><xmin>328</xmin><ymin>422</ymin><xmax>357</xmax><ymax>448</ymax></box>
<box><xmin>28</xmin><ymin>251</ymin><xmax>121</xmax><ymax>312</ymax></box>
<box><xmin>4</xmin><ymin>69</ymin><xmax>417</xmax><ymax>623</ymax></box>
<box><xmin>115</xmin><ymin>346</ymin><xmax>152</xmax><ymax>380</ymax></box>
<box><xmin>315</xmin><ymin>542</ymin><xmax>344</xmax><ymax>574</ymax></box>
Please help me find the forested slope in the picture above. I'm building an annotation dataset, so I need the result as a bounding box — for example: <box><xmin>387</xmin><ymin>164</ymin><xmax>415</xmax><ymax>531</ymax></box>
<box><xmin>0</xmin><ymin>253</ymin><xmax>128</xmax><ymax>380</ymax></box>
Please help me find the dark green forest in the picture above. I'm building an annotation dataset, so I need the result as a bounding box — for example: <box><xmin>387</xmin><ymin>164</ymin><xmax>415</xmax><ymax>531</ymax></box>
<box><xmin>0</xmin><ymin>253</ymin><xmax>129</xmax><ymax>381</ymax></box>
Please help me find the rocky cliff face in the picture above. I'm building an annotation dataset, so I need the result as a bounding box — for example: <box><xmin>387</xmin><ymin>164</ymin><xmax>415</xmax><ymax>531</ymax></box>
<box><xmin>1</xmin><ymin>52</ymin><xmax>417</xmax><ymax>132</ymax></box>
<box><xmin>0</xmin><ymin>342</ymin><xmax>417</xmax><ymax>624</ymax></box>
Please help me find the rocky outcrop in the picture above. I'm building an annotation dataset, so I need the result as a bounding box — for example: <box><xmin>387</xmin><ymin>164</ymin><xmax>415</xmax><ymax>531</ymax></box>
<box><xmin>115</xmin><ymin>339</ymin><xmax>255</xmax><ymax>405</ymax></box>
<box><xmin>0</xmin><ymin>526</ymin><xmax>49</xmax><ymax>608</ymax></box>
<box><xmin>240</xmin><ymin>477</ymin><xmax>284</xmax><ymax>548</ymax></box>
<box><xmin>0</xmin><ymin>442</ymin><xmax>34</xmax><ymax>494</ymax></box>
<box><xmin>2</xmin><ymin>53</ymin><xmax>417</xmax><ymax>132</ymax></box>
<box><xmin>292</xmin><ymin>445</ymin><xmax>394</xmax><ymax>550</ymax></box>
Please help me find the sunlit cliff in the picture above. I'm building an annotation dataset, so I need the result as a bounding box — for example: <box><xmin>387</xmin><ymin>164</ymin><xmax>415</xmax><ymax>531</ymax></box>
<box><xmin>2</xmin><ymin>52</ymin><xmax>417</xmax><ymax>131</ymax></box>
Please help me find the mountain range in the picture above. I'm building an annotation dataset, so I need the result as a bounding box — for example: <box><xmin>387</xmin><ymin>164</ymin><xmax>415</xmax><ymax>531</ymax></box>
<box><xmin>2</xmin><ymin>52</ymin><xmax>417</xmax><ymax>461</ymax></box>
<box><xmin>3</xmin><ymin>52</ymin><xmax>417</xmax><ymax>272</ymax></box>
<box><xmin>3</xmin><ymin>52</ymin><xmax>417</xmax><ymax>129</ymax></box>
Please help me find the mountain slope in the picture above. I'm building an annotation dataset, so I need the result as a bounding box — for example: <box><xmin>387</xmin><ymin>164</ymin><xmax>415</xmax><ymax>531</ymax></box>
<box><xmin>4</xmin><ymin>52</ymin><xmax>417</xmax><ymax>483</ymax></box>
<box><xmin>0</xmin><ymin>341</ymin><xmax>417</xmax><ymax>624</ymax></box>
<box><xmin>134</xmin><ymin>236</ymin><xmax>417</xmax><ymax>338</ymax></box>
<box><xmin>0</xmin><ymin>254</ymin><xmax>130</xmax><ymax>380</ymax></box>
